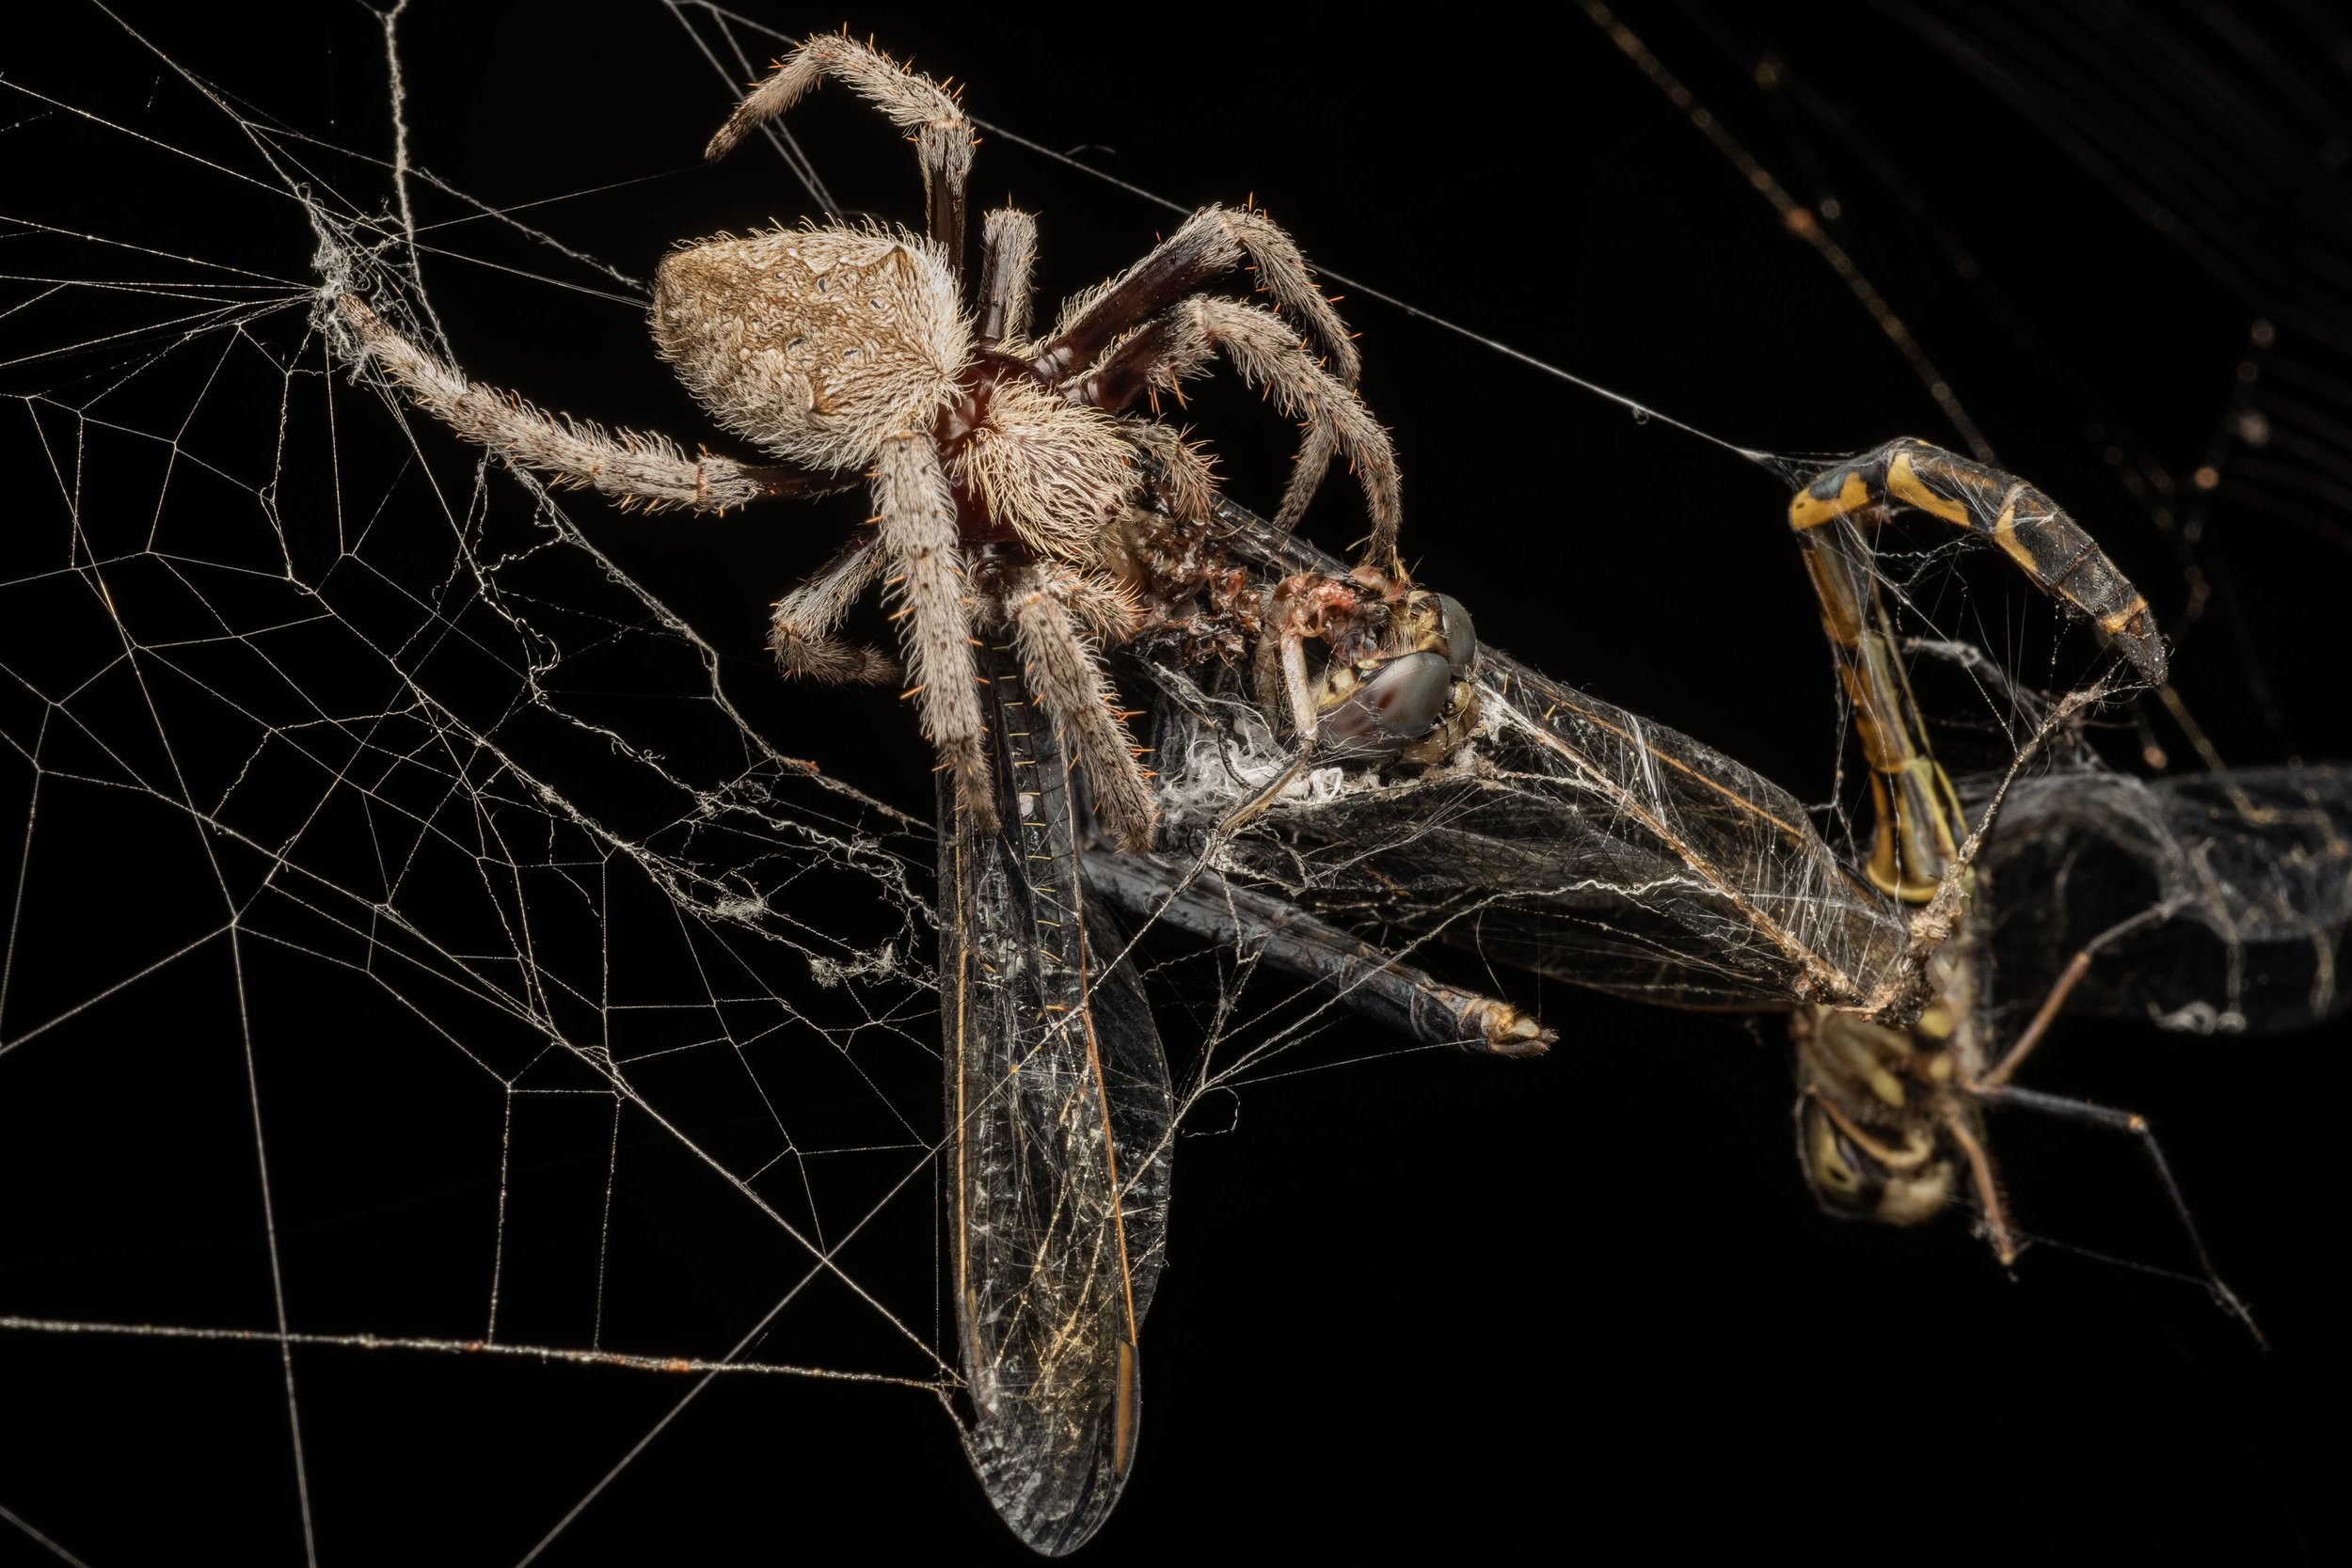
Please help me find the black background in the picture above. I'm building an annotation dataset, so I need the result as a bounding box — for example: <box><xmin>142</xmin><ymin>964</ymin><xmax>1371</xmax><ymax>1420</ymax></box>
<box><xmin>4</xmin><ymin>3</ymin><xmax>2344</xmax><ymax>1562</ymax></box>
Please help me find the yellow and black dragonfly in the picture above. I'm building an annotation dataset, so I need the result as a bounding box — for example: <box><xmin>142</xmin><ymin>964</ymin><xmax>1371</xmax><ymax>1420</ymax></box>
<box><xmin>937</xmin><ymin>438</ymin><xmax>2350</xmax><ymax>1551</ymax></box>
<box><xmin>1098</xmin><ymin>442</ymin><xmax>2345</xmax><ymax>1329</ymax></box>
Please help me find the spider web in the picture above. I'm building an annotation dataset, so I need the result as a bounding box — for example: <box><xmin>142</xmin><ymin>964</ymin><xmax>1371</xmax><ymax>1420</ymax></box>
<box><xmin>4</xmin><ymin>3</ymin><xmax>2347</xmax><ymax>1560</ymax></box>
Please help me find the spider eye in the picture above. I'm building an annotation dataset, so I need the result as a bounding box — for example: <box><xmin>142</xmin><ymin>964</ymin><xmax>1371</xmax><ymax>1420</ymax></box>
<box><xmin>1318</xmin><ymin>650</ymin><xmax>1454</xmax><ymax>756</ymax></box>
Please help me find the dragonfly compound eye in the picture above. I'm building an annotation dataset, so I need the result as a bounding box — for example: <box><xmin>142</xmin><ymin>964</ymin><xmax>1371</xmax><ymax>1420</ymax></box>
<box><xmin>1429</xmin><ymin>594</ymin><xmax>1476</xmax><ymax>675</ymax></box>
<box><xmin>1799</xmin><ymin>1101</ymin><xmax>1955</xmax><ymax>1227</ymax></box>
<box><xmin>1317</xmin><ymin>650</ymin><xmax>1456</xmax><ymax>757</ymax></box>
<box><xmin>1400</xmin><ymin>590</ymin><xmax>1477</xmax><ymax>675</ymax></box>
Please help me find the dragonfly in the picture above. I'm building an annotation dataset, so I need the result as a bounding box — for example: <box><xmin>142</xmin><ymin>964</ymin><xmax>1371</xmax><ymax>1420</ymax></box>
<box><xmin>1089</xmin><ymin>440</ymin><xmax>2348</xmax><ymax>1326</ymax></box>
<box><xmin>927</xmin><ymin>435</ymin><xmax>2305</xmax><ymax>1551</ymax></box>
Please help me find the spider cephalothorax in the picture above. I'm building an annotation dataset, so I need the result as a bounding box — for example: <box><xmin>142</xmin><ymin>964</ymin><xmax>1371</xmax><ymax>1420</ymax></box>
<box><xmin>337</xmin><ymin>32</ymin><xmax>1402</xmax><ymax>848</ymax></box>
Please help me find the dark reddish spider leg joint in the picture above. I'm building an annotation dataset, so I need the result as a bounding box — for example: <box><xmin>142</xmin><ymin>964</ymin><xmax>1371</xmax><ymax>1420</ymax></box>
<box><xmin>1025</xmin><ymin>241</ymin><xmax>1229</xmax><ymax>388</ymax></box>
<box><xmin>965</xmin><ymin>540</ymin><xmax>1028</xmax><ymax>603</ymax></box>
<box><xmin>1068</xmin><ymin>318</ymin><xmax>1179</xmax><ymax>417</ymax></box>
<box><xmin>741</xmin><ymin>466</ymin><xmax>834</xmax><ymax>501</ymax></box>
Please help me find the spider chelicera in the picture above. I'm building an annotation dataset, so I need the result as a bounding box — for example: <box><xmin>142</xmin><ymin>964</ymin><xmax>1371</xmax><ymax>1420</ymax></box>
<box><xmin>336</xmin><ymin>31</ymin><xmax>1401</xmax><ymax>848</ymax></box>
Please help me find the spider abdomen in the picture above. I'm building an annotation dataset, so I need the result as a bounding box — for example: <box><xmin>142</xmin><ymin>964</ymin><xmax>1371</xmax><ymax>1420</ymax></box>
<box><xmin>650</xmin><ymin>225</ymin><xmax>969</xmax><ymax>471</ymax></box>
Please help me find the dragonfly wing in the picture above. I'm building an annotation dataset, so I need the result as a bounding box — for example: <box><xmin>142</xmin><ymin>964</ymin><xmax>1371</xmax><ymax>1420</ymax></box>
<box><xmin>1983</xmin><ymin>763</ymin><xmax>2352</xmax><ymax>1036</ymax></box>
<box><xmin>941</xmin><ymin>641</ymin><xmax>1173</xmax><ymax>1557</ymax></box>
<box><xmin>1152</xmin><ymin>646</ymin><xmax>1910</xmax><ymax>1013</ymax></box>
<box><xmin>1171</xmin><ymin>494</ymin><xmax>1912</xmax><ymax>1012</ymax></box>
<box><xmin>1439</xmin><ymin>650</ymin><xmax>1912</xmax><ymax>1009</ymax></box>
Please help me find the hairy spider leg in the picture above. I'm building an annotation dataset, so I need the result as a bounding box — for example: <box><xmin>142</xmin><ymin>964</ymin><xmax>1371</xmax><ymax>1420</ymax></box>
<box><xmin>1025</xmin><ymin>208</ymin><xmax>1398</xmax><ymax>563</ymax></box>
<box><xmin>706</xmin><ymin>33</ymin><xmax>975</xmax><ymax>271</ymax></box>
<box><xmin>1031</xmin><ymin>206</ymin><xmax>1360</xmax><ymax>388</ymax></box>
<box><xmin>767</xmin><ymin>532</ymin><xmax>897</xmax><ymax>683</ymax></box>
<box><xmin>1121</xmin><ymin>422</ymin><xmax>1220</xmax><ymax>526</ymax></box>
<box><xmin>876</xmin><ymin>434</ymin><xmax>993</xmax><ymax>826</ymax></box>
<box><xmin>976</xmin><ymin>208</ymin><xmax>1040</xmax><ymax>346</ymax></box>
<box><xmin>1005</xmin><ymin>563</ymin><xmax>1157</xmax><ymax>854</ymax></box>
<box><xmin>336</xmin><ymin>295</ymin><xmax>836</xmax><ymax>515</ymax></box>
<box><xmin>1078</xmin><ymin>296</ymin><xmax>1401</xmax><ymax>565</ymax></box>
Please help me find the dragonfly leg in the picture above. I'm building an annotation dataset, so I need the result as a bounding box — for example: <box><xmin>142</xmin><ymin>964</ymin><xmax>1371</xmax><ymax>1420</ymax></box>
<box><xmin>1974</xmin><ymin>1083</ymin><xmax>2265</xmax><ymax>1346</ymax></box>
<box><xmin>1082</xmin><ymin>847</ymin><xmax>1554</xmax><ymax>1057</ymax></box>
<box><xmin>1979</xmin><ymin>895</ymin><xmax>2188</xmax><ymax>1090</ymax></box>
<box><xmin>1212</xmin><ymin>625</ymin><xmax>1323</xmax><ymax>838</ymax></box>
<box><xmin>1937</xmin><ymin>1101</ymin><xmax>2022</xmax><ymax>1265</ymax></box>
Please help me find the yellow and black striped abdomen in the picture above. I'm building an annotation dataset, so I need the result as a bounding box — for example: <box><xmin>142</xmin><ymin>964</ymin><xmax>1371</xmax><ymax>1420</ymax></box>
<box><xmin>1788</xmin><ymin>437</ymin><xmax>2164</xmax><ymax>682</ymax></box>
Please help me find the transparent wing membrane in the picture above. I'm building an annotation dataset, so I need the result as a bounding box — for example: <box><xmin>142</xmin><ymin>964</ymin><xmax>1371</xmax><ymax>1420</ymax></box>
<box><xmin>1984</xmin><ymin>765</ymin><xmax>2352</xmax><ymax>1037</ymax></box>
<box><xmin>941</xmin><ymin>641</ymin><xmax>1170</xmax><ymax>1556</ymax></box>
<box><xmin>1147</xmin><ymin>505</ymin><xmax>1913</xmax><ymax>1016</ymax></box>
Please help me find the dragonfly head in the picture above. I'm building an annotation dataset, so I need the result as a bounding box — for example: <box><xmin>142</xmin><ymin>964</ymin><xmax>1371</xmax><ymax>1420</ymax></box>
<box><xmin>1315</xmin><ymin>590</ymin><xmax>1480</xmax><ymax>765</ymax></box>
